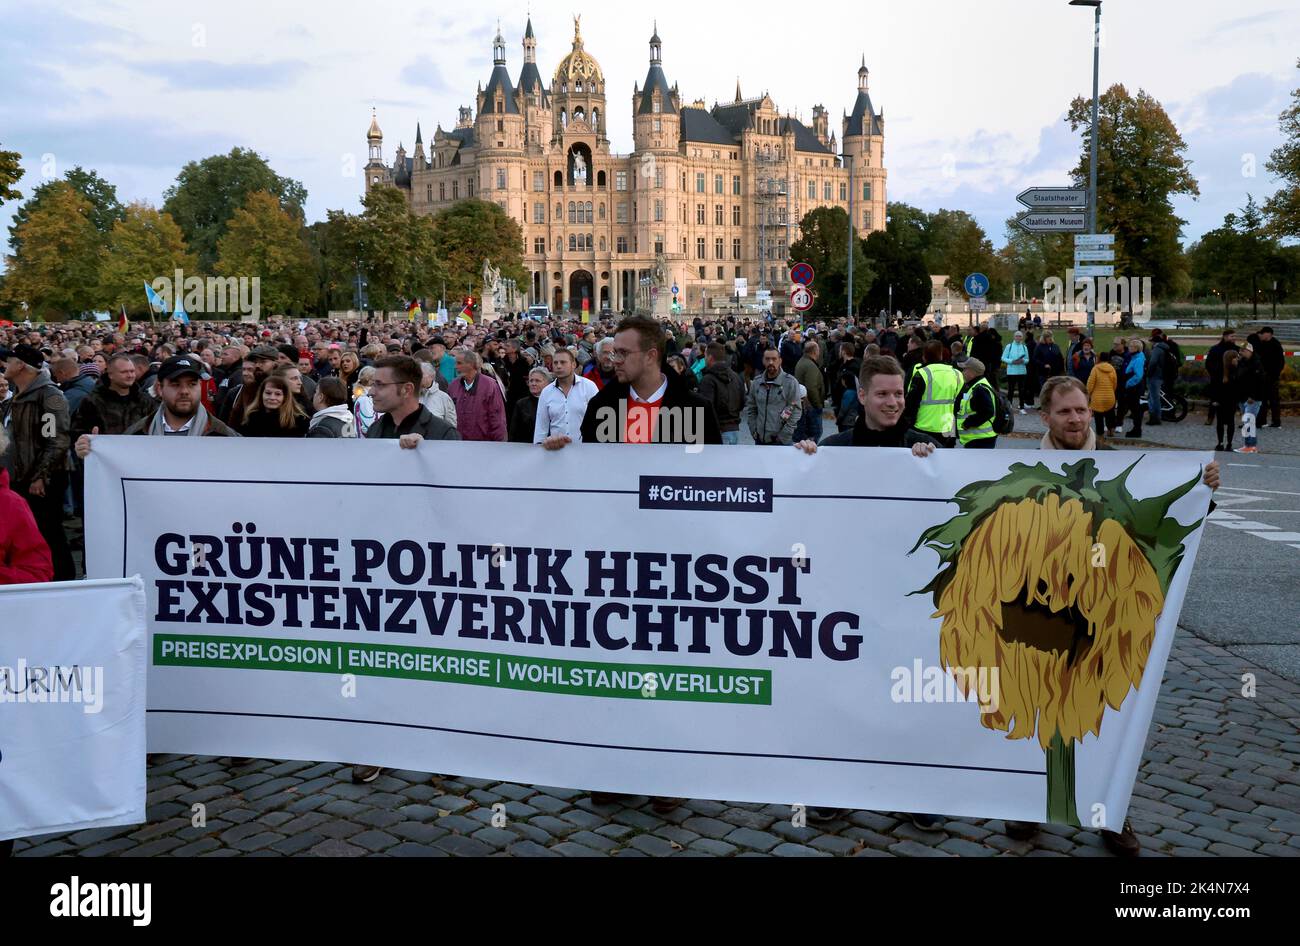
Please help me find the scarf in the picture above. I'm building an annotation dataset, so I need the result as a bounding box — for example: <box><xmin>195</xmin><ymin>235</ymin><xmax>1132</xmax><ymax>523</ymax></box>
<box><xmin>150</xmin><ymin>403</ymin><xmax>209</xmax><ymax>438</ymax></box>
<box><xmin>1041</xmin><ymin>428</ymin><xmax>1096</xmax><ymax>451</ymax></box>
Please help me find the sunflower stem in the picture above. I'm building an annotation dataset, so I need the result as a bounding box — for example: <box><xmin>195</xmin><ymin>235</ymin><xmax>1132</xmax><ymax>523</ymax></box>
<box><xmin>1045</xmin><ymin>730</ymin><xmax>1080</xmax><ymax>826</ymax></box>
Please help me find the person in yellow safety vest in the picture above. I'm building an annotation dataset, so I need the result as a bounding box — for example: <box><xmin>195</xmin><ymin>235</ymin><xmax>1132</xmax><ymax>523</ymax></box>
<box><xmin>904</xmin><ymin>339</ymin><xmax>963</xmax><ymax>448</ymax></box>
<box><xmin>955</xmin><ymin>358</ymin><xmax>999</xmax><ymax>449</ymax></box>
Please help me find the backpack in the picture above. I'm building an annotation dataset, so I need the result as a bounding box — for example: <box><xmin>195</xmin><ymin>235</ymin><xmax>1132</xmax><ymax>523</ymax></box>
<box><xmin>992</xmin><ymin>386</ymin><xmax>1015</xmax><ymax>435</ymax></box>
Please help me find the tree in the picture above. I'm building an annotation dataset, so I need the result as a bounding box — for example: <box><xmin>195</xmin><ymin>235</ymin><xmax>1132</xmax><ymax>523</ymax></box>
<box><xmin>215</xmin><ymin>191</ymin><xmax>315</xmax><ymax>317</ymax></box>
<box><xmin>8</xmin><ymin>166</ymin><xmax>124</xmax><ymax>255</ymax></box>
<box><xmin>789</xmin><ymin>206</ymin><xmax>872</xmax><ymax>319</ymax></box>
<box><xmin>1189</xmin><ymin>197</ymin><xmax>1290</xmax><ymax>317</ymax></box>
<box><xmin>97</xmin><ymin>203</ymin><xmax>198</xmax><ymax>317</ymax></box>
<box><xmin>0</xmin><ymin>145</ymin><xmax>23</xmax><ymax>208</ymax></box>
<box><xmin>1067</xmin><ymin>84</ymin><xmax>1198</xmax><ymax>299</ymax></box>
<box><xmin>941</xmin><ymin>215</ymin><xmax>1007</xmax><ymax>300</ymax></box>
<box><xmin>163</xmin><ymin>148</ymin><xmax>307</xmax><ymax>273</ymax></box>
<box><xmin>1264</xmin><ymin>58</ymin><xmax>1300</xmax><ymax>240</ymax></box>
<box><xmin>1</xmin><ymin>182</ymin><xmax>103</xmax><ymax>319</ymax></box>
<box><xmin>431</xmin><ymin>199</ymin><xmax>526</xmax><ymax>302</ymax></box>
<box><xmin>327</xmin><ymin>186</ymin><xmax>446</xmax><ymax>314</ymax></box>
<box><xmin>862</xmin><ymin>228</ymin><xmax>931</xmax><ymax>316</ymax></box>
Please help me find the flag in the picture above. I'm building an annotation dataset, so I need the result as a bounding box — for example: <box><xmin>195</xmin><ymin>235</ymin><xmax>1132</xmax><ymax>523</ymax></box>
<box><xmin>173</xmin><ymin>293</ymin><xmax>190</xmax><ymax>326</ymax></box>
<box><xmin>117</xmin><ymin>306</ymin><xmax>130</xmax><ymax>334</ymax></box>
<box><xmin>407</xmin><ymin>299</ymin><xmax>422</xmax><ymax>323</ymax></box>
<box><xmin>459</xmin><ymin>300</ymin><xmax>474</xmax><ymax>324</ymax></box>
<box><xmin>144</xmin><ymin>281</ymin><xmax>167</xmax><ymax>314</ymax></box>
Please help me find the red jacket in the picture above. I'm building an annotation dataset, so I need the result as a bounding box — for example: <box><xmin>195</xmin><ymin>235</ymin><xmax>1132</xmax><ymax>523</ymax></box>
<box><xmin>0</xmin><ymin>468</ymin><xmax>54</xmax><ymax>585</ymax></box>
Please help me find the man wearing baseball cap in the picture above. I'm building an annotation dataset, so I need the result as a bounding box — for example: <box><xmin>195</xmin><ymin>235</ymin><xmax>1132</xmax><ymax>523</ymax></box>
<box><xmin>76</xmin><ymin>356</ymin><xmax>238</xmax><ymax>459</ymax></box>
<box><xmin>2</xmin><ymin>343</ymin><xmax>75</xmax><ymax>580</ymax></box>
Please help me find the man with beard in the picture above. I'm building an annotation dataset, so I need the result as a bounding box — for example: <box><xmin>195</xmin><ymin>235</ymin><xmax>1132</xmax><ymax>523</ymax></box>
<box><xmin>77</xmin><ymin>357</ymin><xmax>239</xmax><ymax>449</ymax></box>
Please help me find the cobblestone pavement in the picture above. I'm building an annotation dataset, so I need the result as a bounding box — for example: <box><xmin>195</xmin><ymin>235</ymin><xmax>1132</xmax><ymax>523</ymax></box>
<box><xmin>14</xmin><ymin>628</ymin><xmax>1300</xmax><ymax>858</ymax></box>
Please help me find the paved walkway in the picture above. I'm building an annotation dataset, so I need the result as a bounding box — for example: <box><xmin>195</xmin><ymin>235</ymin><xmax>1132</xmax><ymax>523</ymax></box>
<box><xmin>1008</xmin><ymin>409</ymin><xmax>1299</xmax><ymax>456</ymax></box>
<box><xmin>14</xmin><ymin>629</ymin><xmax>1300</xmax><ymax>858</ymax></box>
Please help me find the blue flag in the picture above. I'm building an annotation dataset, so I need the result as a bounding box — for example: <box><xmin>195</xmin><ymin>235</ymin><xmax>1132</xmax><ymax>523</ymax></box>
<box><xmin>173</xmin><ymin>294</ymin><xmax>190</xmax><ymax>326</ymax></box>
<box><xmin>144</xmin><ymin>281</ymin><xmax>166</xmax><ymax>313</ymax></box>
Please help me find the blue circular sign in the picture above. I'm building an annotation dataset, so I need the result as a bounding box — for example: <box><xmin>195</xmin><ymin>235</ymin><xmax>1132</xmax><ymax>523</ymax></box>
<box><xmin>964</xmin><ymin>273</ymin><xmax>989</xmax><ymax>297</ymax></box>
<box><xmin>791</xmin><ymin>263</ymin><xmax>815</xmax><ymax>287</ymax></box>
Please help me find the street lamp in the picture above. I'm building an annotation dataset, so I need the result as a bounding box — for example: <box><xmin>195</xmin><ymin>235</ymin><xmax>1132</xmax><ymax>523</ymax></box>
<box><xmin>1070</xmin><ymin>0</ymin><xmax>1101</xmax><ymax>334</ymax></box>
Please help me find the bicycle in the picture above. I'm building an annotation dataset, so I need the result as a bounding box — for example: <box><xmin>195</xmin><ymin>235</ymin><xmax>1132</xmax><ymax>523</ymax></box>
<box><xmin>1138</xmin><ymin>388</ymin><xmax>1189</xmax><ymax>423</ymax></box>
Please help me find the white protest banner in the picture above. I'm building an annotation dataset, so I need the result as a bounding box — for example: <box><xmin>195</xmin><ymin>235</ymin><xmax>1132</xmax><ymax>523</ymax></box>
<box><xmin>85</xmin><ymin>440</ymin><xmax>1212</xmax><ymax>830</ymax></box>
<box><xmin>0</xmin><ymin>578</ymin><xmax>148</xmax><ymax>842</ymax></box>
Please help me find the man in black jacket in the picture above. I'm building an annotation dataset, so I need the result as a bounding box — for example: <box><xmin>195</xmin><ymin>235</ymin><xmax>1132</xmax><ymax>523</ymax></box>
<box><xmin>1248</xmin><ymin>326</ymin><xmax>1285</xmax><ymax>428</ymax></box>
<box><xmin>365</xmin><ymin>355</ymin><xmax>460</xmax><ymax>446</ymax></box>
<box><xmin>697</xmin><ymin>342</ymin><xmax>744</xmax><ymax>444</ymax></box>
<box><xmin>970</xmin><ymin>322</ymin><xmax>1003</xmax><ymax>390</ymax></box>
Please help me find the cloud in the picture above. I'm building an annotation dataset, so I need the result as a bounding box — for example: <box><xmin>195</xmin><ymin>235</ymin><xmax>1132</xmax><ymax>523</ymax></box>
<box><xmin>398</xmin><ymin>60</ymin><xmax>450</xmax><ymax>94</ymax></box>
<box><xmin>132</xmin><ymin>59</ymin><xmax>310</xmax><ymax>91</ymax></box>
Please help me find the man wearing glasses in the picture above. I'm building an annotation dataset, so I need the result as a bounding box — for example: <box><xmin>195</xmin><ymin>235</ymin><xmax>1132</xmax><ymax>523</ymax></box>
<box><xmin>366</xmin><ymin>355</ymin><xmax>460</xmax><ymax>449</ymax></box>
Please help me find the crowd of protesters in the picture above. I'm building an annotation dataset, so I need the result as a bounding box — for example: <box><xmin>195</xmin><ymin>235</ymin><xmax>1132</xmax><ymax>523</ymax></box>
<box><xmin>0</xmin><ymin>306</ymin><xmax>1235</xmax><ymax>857</ymax></box>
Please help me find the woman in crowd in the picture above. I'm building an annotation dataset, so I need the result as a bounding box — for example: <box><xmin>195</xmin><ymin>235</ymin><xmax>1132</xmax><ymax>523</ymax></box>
<box><xmin>352</xmin><ymin>365</ymin><xmax>378</xmax><ymax>436</ymax></box>
<box><xmin>1234</xmin><ymin>344</ymin><xmax>1265</xmax><ymax>454</ymax></box>
<box><xmin>340</xmin><ymin>350</ymin><xmax>362</xmax><ymax>403</ymax></box>
<box><xmin>509</xmin><ymin>367</ymin><xmax>552</xmax><ymax>444</ymax></box>
<box><xmin>1087</xmin><ymin>353</ymin><xmax>1120</xmax><ymax>439</ymax></box>
<box><xmin>1001</xmin><ymin>331</ymin><xmax>1031</xmax><ymax>413</ymax></box>
<box><xmin>238</xmin><ymin>375</ymin><xmax>310</xmax><ymax>438</ymax></box>
<box><xmin>1032</xmin><ymin>329</ymin><xmax>1065</xmax><ymax>397</ymax></box>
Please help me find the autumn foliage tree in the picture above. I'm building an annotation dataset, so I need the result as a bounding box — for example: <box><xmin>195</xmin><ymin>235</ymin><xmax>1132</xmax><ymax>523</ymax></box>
<box><xmin>1</xmin><ymin>182</ymin><xmax>103</xmax><ymax>319</ymax></box>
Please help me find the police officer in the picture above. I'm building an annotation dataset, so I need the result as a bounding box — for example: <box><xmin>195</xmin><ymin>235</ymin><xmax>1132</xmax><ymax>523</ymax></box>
<box><xmin>955</xmin><ymin>358</ymin><xmax>998</xmax><ymax>449</ymax></box>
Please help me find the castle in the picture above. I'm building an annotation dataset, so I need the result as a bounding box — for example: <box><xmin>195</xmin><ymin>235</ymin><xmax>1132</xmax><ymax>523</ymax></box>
<box><xmin>365</xmin><ymin>17</ymin><xmax>886</xmax><ymax>316</ymax></box>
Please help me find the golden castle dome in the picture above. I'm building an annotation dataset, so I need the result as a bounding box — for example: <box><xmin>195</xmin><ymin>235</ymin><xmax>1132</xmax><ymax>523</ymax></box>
<box><xmin>553</xmin><ymin>15</ymin><xmax>603</xmax><ymax>90</ymax></box>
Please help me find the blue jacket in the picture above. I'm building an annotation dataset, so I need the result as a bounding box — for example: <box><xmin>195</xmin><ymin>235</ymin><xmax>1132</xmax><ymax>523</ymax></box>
<box><xmin>1125</xmin><ymin>351</ymin><xmax>1146</xmax><ymax>389</ymax></box>
<box><xmin>1002</xmin><ymin>342</ymin><xmax>1029</xmax><ymax>376</ymax></box>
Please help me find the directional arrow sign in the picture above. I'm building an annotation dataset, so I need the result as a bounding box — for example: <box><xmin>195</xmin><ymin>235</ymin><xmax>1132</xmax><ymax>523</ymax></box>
<box><xmin>1074</xmin><ymin>249</ymin><xmax>1115</xmax><ymax>262</ymax></box>
<box><xmin>1017</xmin><ymin>187</ymin><xmax>1087</xmax><ymax>209</ymax></box>
<box><xmin>1075</xmin><ymin>233</ymin><xmax>1115</xmax><ymax>247</ymax></box>
<box><xmin>1016</xmin><ymin>211</ymin><xmax>1087</xmax><ymax>233</ymax></box>
<box><xmin>1074</xmin><ymin>265</ymin><xmax>1116</xmax><ymax>278</ymax></box>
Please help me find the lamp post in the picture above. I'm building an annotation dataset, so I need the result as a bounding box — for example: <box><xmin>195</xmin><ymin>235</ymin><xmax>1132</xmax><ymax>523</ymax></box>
<box><xmin>845</xmin><ymin>151</ymin><xmax>855</xmax><ymax>319</ymax></box>
<box><xmin>1070</xmin><ymin>0</ymin><xmax>1101</xmax><ymax>335</ymax></box>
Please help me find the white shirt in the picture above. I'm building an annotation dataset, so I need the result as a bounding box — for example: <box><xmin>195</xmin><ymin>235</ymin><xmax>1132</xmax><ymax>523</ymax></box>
<box><xmin>533</xmin><ymin>375</ymin><xmax>599</xmax><ymax>443</ymax></box>
<box><xmin>420</xmin><ymin>387</ymin><xmax>458</xmax><ymax>428</ymax></box>
<box><xmin>629</xmin><ymin>377</ymin><xmax>669</xmax><ymax>404</ymax></box>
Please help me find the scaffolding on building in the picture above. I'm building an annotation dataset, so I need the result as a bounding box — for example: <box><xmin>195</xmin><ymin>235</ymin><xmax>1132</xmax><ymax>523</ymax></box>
<box><xmin>753</xmin><ymin>150</ymin><xmax>791</xmax><ymax>300</ymax></box>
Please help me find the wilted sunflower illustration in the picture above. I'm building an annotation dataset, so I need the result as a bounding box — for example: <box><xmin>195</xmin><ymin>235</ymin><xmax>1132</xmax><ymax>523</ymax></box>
<box><xmin>910</xmin><ymin>459</ymin><xmax>1204</xmax><ymax>825</ymax></box>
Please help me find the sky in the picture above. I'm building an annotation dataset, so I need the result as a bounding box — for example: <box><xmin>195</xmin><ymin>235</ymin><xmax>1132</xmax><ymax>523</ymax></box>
<box><xmin>1</xmin><ymin>0</ymin><xmax>1296</xmax><ymax>267</ymax></box>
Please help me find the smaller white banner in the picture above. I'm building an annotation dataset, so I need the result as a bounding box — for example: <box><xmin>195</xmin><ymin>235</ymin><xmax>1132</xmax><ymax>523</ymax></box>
<box><xmin>0</xmin><ymin>578</ymin><xmax>148</xmax><ymax>841</ymax></box>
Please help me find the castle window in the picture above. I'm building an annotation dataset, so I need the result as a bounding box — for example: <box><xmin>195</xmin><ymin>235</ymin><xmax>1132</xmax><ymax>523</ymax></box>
<box><xmin>682</xmin><ymin>173</ymin><xmax>687</xmax><ymax>190</ymax></box>
<box><xmin>453</xmin><ymin>181</ymin><xmax>460</xmax><ymax>199</ymax></box>
<box><xmin>717</xmin><ymin>266</ymin><xmax>724</xmax><ymax>280</ymax></box>
<box><xmin>555</xmin><ymin>170</ymin><xmax>563</xmax><ymax>188</ymax></box>
<box><xmin>654</xmin><ymin>119</ymin><xmax>661</xmax><ymax>132</ymax></box>
<box><xmin>698</xmin><ymin>266</ymin><xmax>705</xmax><ymax>279</ymax></box>
<box><xmin>655</xmin><ymin>235</ymin><xmax>664</xmax><ymax>255</ymax></box>
<box><xmin>715</xmin><ymin>238</ymin><xmax>723</xmax><ymax>259</ymax></box>
<box><xmin>569</xmin><ymin>235</ymin><xmax>577</xmax><ymax>251</ymax></box>
<box><xmin>568</xmin><ymin>202</ymin><xmax>576</xmax><ymax>224</ymax></box>
<box><xmin>807</xmin><ymin>180</ymin><xmax>816</xmax><ymax>200</ymax></box>
<box><xmin>654</xmin><ymin>200</ymin><xmax>663</xmax><ymax>222</ymax></box>
<box><xmin>733</xmin><ymin>238</ymin><xmax>741</xmax><ymax>260</ymax></box>
<box><xmin>440</xmin><ymin>183</ymin><xmax>446</xmax><ymax>200</ymax></box>
<box><xmin>586</xmin><ymin>234</ymin><xmax>593</xmax><ymax>250</ymax></box>
<box><xmin>714</xmin><ymin>174</ymin><xmax>723</xmax><ymax>194</ymax></box>
<box><xmin>652</xmin><ymin>98</ymin><xmax>661</xmax><ymax>114</ymax></box>
<box><xmin>863</xmin><ymin>182</ymin><xmax>872</xmax><ymax>201</ymax></box>
<box><xmin>615</xmin><ymin>171</ymin><xmax>628</xmax><ymax>192</ymax></box>
<box><xmin>533</xmin><ymin>237</ymin><xmax>545</xmax><ymax>254</ymax></box>
<box><xmin>497</xmin><ymin>168</ymin><xmax>507</xmax><ymax>189</ymax></box>
<box><xmin>715</xmin><ymin>204</ymin><xmax>723</xmax><ymax>226</ymax></box>
<box><xmin>534</xmin><ymin>202</ymin><xmax>544</xmax><ymax>224</ymax></box>
<box><xmin>840</xmin><ymin>182</ymin><xmax>848</xmax><ymax>201</ymax></box>
<box><xmin>864</xmin><ymin>210</ymin><xmax>872</xmax><ymax>229</ymax></box>
<box><xmin>696</xmin><ymin>203</ymin><xmax>705</xmax><ymax>225</ymax></box>
<box><xmin>426</xmin><ymin>185</ymin><xmax>432</xmax><ymax>202</ymax></box>
<box><xmin>616</xmin><ymin>202</ymin><xmax>628</xmax><ymax>224</ymax></box>
<box><xmin>585</xmin><ymin>202</ymin><xmax>593</xmax><ymax>224</ymax></box>
<box><xmin>617</xmin><ymin>236</ymin><xmax>628</xmax><ymax>254</ymax></box>
<box><xmin>696</xmin><ymin>238</ymin><xmax>705</xmax><ymax>259</ymax></box>
<box><xmin>732</xmin><ymin>205</ymin><xmax>741</xmax><ymax>226</ymax></box>
<box><xmin>496</xmin><ymin>100</ymin><xmax>503</xmax><ymax>114</ymax></box>
<box><xmin>467</xmin><ymin>178</ymin><xmax>474</xmax><ymax>197</ymax></box>
<box><xmin>497</xmin><ymin>120</ymin><xmax>503</xmax><ymax>132</ymax></box>
<box><xmin>732</xmin><ymin>175</ymin><xmax>741</xmax><ymax>195</ymax></box>
<box><xmin>696</xmin><ymin>173</ymin><xmax>705</xmax><ymax>193</ymax></box>
<box><xmin>597</xmin><ymin>170</ymin><xmax>606</xmax><ymax>187</ymax></box>
<box><xmin>824</xmin><ymin>181</ymin><xmax>832</xmax><ymax>201</ymax></box>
